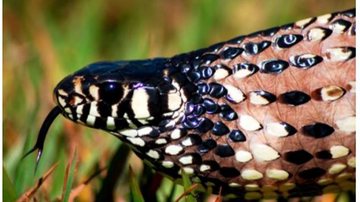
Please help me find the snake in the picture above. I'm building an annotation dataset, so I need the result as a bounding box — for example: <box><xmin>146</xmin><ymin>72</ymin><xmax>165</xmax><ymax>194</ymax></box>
<box><xmin>26</xmin><ymin>8</ymin><xmax>355</xmax><ymax>200</ymax></box>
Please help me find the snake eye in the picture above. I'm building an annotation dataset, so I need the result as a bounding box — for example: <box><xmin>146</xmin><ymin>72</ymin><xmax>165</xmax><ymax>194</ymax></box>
<box><xmin>98</xmin><ymin>81</ymin><xmax>123</xmax><ymax>105</ymax></box>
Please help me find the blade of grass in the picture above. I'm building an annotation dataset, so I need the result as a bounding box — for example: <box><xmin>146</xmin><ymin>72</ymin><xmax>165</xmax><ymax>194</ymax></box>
<box><xmin>69</xmin><ymin>167</ymin><xmax>107</xmax><ymax>202</ymax></box>
<box><xmin>95</xmin><ymin>143</ymin><xmax>130</xmax><ymax>202</ymax></box>
<box><xmin>336</xmin><ymin>192</ymin><xmax>348</xmax><ymax>202</ymax></box>
<box><xmin>175</xmin><ymin>184</ymin><xmax>199</xmax><ymax>202</ymax></box>
<box><xmin>61</xmin><ymin>148</ymin><xmax>78</xmax><ymax>202</ymax></box>
<box><xmin>175</xmin><ymin>170</ymin><xmax>198</xmax><ymax>202</ymax></box>
<box><xmin>16</xmin><ymin>163</ymin><xmax>58</xmax><ymax>202</ymax></box>
<box><xmin>48</xmin><ymin>149</ymin><xmax>66</xmax><ymax>199</ymax></box>
<box><xmin>165</xmin><ymin>182</ymin><xmax>177</xmax><ymax>202</ymax></box>
<box><xmin>13</xmin><ymin>133</ymin><xmax>37</xmax><ymax>196</ymax></box>
<box><xmin>156</xmin><ymin>176</ymin><xmax>182</xmax><ymax>202</ymax></box>
<box><xmin>214</xmin><ymin>187</ymin><xmax>222</xmax><ymax>202</ymax></box>
<box><xmin>129</xmin><ymin>166</ymin><xmax>145</xmax><ymax>202</ymax></box>
<box><xmin>140</xmin><ymin>165</ymin><xmax>163</xmax><ymax>201</ymax></box>
<box><xmin>15</xmin><ymin>115</ymin><xmax>64</xmax><ymax>198</ymax></box>
<box><xmin>3</xmin><ymin>166</ymin><xmax>17</xmax><ymax>202</ymax></box>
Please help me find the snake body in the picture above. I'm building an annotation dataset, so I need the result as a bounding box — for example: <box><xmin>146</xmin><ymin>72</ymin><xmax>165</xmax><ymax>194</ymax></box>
<box><xmin>30</xmin><ymin>8</ymin><xmax>355</xmax><ymax>200</ymax></box>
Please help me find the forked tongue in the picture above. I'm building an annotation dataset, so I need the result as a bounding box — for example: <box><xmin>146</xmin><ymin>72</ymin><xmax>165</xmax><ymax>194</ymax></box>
<box><xmin>23</xmin><ymin>106</ymin><xmax>62</xmax><ymax>172</ymax></box>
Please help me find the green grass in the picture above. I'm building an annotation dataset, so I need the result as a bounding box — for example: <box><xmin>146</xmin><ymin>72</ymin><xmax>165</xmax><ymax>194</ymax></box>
<box><xmin>62</xmin><ymin>149</ymin><xmax>78</xmax><ymax>202</ymax></box>
<box><xmin>180</xmin><ymin>170</ymin><xmax>198</xmax><ymax>202</ymax></box>
<box><xmin>3</xmin><ymin>0</ymin><xmax>355</xmax><ymax>201</ymax></box>
<box><xmin>3</xmin><ymin>166</ymin><xmax>17</xmax><ymax>202</ymax></box>
<box><xmin>129</xmin><ymin>166</ymin><xmax>145</xmax><ymax>202</ymax></box>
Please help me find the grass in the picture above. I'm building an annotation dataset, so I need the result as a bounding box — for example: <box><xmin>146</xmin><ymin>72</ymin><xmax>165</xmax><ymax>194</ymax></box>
<box><xmin>62</xmin><ymin>149</ymin><xmax>78</xmax><ymax>202</ymax></box>
<box><xmin>3</xmin><ymin>0</ymin><xmax>355</xmax><ymax>201</ymax></box>
<box><xmin>3</xmin><ymin>166</ymin><xmax>17</xmax><ymax>202</ymax></box>
<box><xmin>129</xmin><ymin>166</ymin><xmax>145</xmax><ymax>202</ymax></box>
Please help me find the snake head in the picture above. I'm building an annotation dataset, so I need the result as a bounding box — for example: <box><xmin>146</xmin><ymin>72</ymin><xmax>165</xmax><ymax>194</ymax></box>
<box><xmin>26</xmin><ymin>57</ymin><xmax>192</xmax><ymax>168</ymax></box>
<box><xmin>53</xmin><ymin>58</ymin><xmax>189</xmax><ymax>136</ymax></box>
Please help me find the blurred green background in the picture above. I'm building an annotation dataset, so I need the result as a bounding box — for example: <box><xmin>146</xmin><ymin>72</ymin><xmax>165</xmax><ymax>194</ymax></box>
<box><xmin>3</xmin><ymin>0</ymin><xmax>355</xmax><ymax>201</ymax></box>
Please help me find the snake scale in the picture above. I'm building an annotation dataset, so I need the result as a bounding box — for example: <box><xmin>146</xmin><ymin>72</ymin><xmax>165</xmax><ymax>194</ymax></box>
<box><xmin>27</xmin><ymin>8</ymin><xmax>355</xmax><ymax>200</ymax></box>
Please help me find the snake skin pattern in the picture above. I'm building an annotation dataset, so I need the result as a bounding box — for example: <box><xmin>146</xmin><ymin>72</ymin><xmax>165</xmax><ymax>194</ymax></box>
<box><xmin>29</xmin><ymin>8</ymin><xmax>355</xmax><ymax>200</ymax></box>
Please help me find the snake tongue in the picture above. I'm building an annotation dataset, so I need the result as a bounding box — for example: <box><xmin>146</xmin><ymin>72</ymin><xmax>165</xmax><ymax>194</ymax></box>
<box><xmin>23</xmin><ymin>106</ymin><xmax>62</xmax><ymax>172</ymax></box>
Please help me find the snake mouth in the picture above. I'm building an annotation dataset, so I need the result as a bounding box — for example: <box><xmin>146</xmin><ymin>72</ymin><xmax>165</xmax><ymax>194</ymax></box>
<box><xmin>59</xmin><ymin>102</ymin><xmax>133</xmax><ymax>132</ymax></box>
<box><xmin>54</xmin><ymin>91</ymin><xmax>131</xmax><ymax>132</ymax></box>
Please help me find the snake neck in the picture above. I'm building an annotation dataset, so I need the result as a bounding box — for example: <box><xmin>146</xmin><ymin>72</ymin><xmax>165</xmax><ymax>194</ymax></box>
<box><xmin>133</xmin><ymin>9</ymin><xmax>356</xmax><ymax>198</ymax></box>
